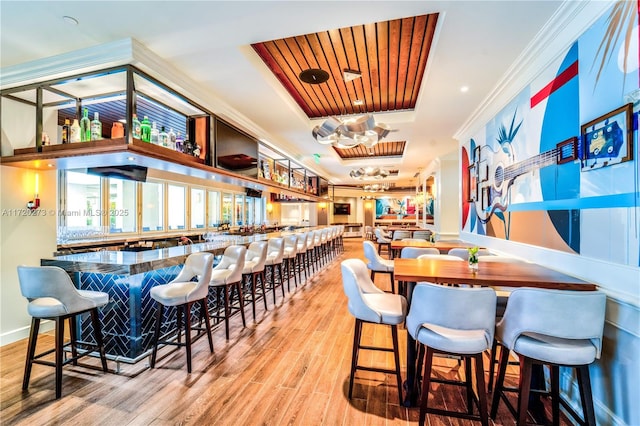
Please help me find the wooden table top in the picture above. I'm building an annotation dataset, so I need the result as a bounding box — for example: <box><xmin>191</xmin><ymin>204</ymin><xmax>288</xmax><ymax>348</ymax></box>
<box><xmin>393</xmin><ymin>257</ymin><xmax>596</xmax><ymax>291</ymax></box>
<box><xmin>386</xmin><ymin>226</ymin><xmax>426</xmax><ymax>232</ymax></box>
<box><xmin>390</xmin><ymin>240</ymin><xmax>475</xmax><ymax>251</ymax></box>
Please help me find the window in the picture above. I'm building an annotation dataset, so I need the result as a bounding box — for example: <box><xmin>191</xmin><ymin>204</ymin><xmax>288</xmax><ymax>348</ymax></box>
<box><xmin>222</xmin><ymin>193</ymin><xmax>232</xmax><ymax>225</ymax></box>
<box><xmin>235</xmin><ymin>194</ymin><xmax>244</xmax><ymax>226</ymax></box>
<box><xmin>142</xmin><ymin>181</ymin><xmax>164</xmax><ymax>231</ymax></box>
<box><xmin>190</xmin><ymin>188</ymin><xmax>205</xmax><ymax>229</ymax></box>
<box><xmin>64</xmin><ymin>171</ymin><xmax>101</xmax><ymax>229</ymax></box>
<box><xmin>168</xmin><ymin>184</ymin><xmax>186</xmax><ymax>230</ymax></box>
<box><xmin>254</xmin><ymin>197</ymin><xmax>264</xmax><ymax>224</ymax></box>
<box><xmin>208</xmin><ymin>191</ymin><xmax>220</xmax><ymax>227</ymax></box>
<box><xmin>108</xmin><ymin>178</ymin><xmax>136</xmax><ymax>233</ymax></box>
<box><xmin>244</xmin><ymin>197</ymin><xmax>253</xmax><ymax>225</ymax></box>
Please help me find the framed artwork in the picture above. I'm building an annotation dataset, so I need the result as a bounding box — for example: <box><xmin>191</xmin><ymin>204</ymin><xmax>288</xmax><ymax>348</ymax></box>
<box><xmin>580</xmin><ymin>103</ymin><xmax>634</xmax><ymax>171</ymax></box>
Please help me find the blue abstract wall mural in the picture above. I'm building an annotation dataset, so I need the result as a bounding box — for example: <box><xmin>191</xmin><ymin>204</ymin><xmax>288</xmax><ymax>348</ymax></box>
<box><xmin>461</xmin><ymin>1</ymin><xmax>639</xmax><ymax>267</ymax></box>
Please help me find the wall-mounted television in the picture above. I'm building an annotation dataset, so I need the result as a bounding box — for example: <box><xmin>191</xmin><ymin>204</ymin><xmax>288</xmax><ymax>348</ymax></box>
<box><xmin>87</xmin><ymin>165</ymin><xmax>148</xmax><ymax>182</ymax></box>
<box><xmin>333</xmin><ymin>203</ymin><xmax>351</xmax><ymax>215</ymax></box>
<box><xmin>214</xmin><ymin>118</ymin><xmax>259</xmax><ymax>178</ymax></box>
<box><xmin>245</xmin><ymin>188</ymin><xmax>262</xmax><ymax>198</ymax></box>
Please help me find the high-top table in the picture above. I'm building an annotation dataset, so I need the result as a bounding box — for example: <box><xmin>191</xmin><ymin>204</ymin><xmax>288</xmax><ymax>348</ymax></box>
<box><xmin>394</xmin><ymin>257</ymin><xmax>596</xmax><ymax>407</ymax></box>
<box><xmin>390</xmin><ymin>239</ymin><xmax>477</xmax><ymax>256</ymax></box>
<box><xmin>394</xmin><ymin>257</ymin><xmax>596</xmax><ymax>290</ymax></box>
<box><xmin>384</xmin><ymin>226</ymin><xmax>425</xmax><ymax>240</ymax></box>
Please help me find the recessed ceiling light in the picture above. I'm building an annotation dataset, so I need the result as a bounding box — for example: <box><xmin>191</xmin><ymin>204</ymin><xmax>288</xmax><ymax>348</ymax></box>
<box><xmin>460</xmin><ymin>86</ymin><xmax>469</xmax><ymax>93</ymax></box>
<box><xmin>47</xmin><ymin>163</ymin><xmax>54</xmax><ymax>167</ymax></box>
<box><xmin>62</xmin><ymin>15</ymin><xmax>79</xmax><ymax>25</ymax></box>
<box><xmin>353</xmin><ymin>99</ymin><xmax>364</xmax><ymax>106</ymax></box>
<box><xmin>127</xmin><ymin>156</ymin><xmax>135</xmax><ymax>161</ymax></box>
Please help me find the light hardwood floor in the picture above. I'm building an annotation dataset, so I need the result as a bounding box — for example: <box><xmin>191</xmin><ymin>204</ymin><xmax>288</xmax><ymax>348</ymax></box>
<box><xmin>1</xmin><ymin>238</ymin><xmax>567</xmax><ymax>425</ymax></box>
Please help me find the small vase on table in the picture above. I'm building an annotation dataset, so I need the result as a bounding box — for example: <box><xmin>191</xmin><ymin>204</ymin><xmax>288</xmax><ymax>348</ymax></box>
<box><xmin>467</xmin><ymin>246</ymin><xmax>479</xmax><ymax>271</ymax></box>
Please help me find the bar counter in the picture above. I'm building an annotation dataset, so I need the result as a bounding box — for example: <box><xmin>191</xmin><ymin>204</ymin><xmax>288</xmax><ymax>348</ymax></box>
<box><xmin>39</xmin><ymin>230</ymin><xmax>305</xmax><ymax>366</ymax></box>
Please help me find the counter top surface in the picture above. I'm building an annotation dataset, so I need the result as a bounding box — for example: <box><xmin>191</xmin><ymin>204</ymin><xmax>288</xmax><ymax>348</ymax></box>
<box><xmin>41</xmin><ymin>228</ymin><xmax>321</xmax><ymax>275</ymax></box>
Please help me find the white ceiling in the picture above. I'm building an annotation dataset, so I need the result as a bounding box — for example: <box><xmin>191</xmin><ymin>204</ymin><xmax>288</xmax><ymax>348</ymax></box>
<box><xmin>0</xmin><ymin>1</ymin><xmax>564</xmax><ymax>189</ymax></box>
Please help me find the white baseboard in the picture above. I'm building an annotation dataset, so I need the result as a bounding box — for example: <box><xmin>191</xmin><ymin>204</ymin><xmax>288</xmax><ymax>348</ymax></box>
<box><xmin>0</xmin><ymin>320</ymin><xmax>54</xmax><ymax>347</ymax></box>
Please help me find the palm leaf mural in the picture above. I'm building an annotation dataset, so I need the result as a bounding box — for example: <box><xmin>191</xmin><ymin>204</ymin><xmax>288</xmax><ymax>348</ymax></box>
<box><xmin>591</xmin><ymin>0</ymin><xmax>637</xmax><ymax>91</ymax></box>
<box><xmin>497</xmin><ymin>110</ymin><xmax>522</xmax><ymax>153</ymax></box>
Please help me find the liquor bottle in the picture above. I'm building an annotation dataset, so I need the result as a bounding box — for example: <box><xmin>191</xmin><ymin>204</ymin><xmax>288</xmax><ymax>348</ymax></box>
<box><xmin>69</xmin><ymin>119</ymin><xmax>81</xmax><ymax>143</ymax></box>
<box><xmin>61</xmin><ymin>119</ymin><xmax>70</xmax><ymax>143</ymax></box>
<box><xmin>168</xmin><ymin>128</ymin><xmax>176</xmax><ymax>149</ymax></box>
<box><xmin>132</xmin><ymin>114</ymin><xmax>141</xmax><ymax>139</ymax></box>
<box><xmin>175</xmin><ymin>132</ymin><xmax>184</xmax><ymax>152</ymax></box>
<box><xmin>90</xmin><ymin>112</ymin><xmax>102</xmax><ymax>140</ymax></box>
<box><xmin>158</xmin><ymin>126</ymin><xmax>169</xmax><ymax>147</ymax></box>
<box><xmin>79</xmin><ymin>107</ymin><xmax>91</xmax><ymax>141</ymax></box>
<box><xmin>140</xmin><ymin>116</ymin><xmax>151</xmax><ymax>142</ymax></box>
<box><xmin>150</xmin><ymin>122</ymin><xmax>159</xmax><ymax>144</ymax></box>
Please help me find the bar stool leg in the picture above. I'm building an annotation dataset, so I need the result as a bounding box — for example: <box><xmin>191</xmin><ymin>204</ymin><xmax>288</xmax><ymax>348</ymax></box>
<box><xmin>69</xmin><ymin>315</ymin><xmax>78</xmax><ymax>366</ymax></box>
<box><xmin>247</xmin><ymin>274</ymin><xmax>257</xmax><ymax>321</ymax></box>
<box><xmin>151</xmin><ymin>304</ymin><xmax>164</xmax><ymax>367</ymax></box>
<box><xmin>474</xmin><ymin>353</ymin><xmax>489</xmax><ymax>426</ymax></box>
<box><xmin>348</xmin><ymin>318</ymin><xmax>363</xmax><ymax>399</ymax></box>
<box><xmin>391</xmin><ymin>324</ymin><xmax>403</xmax><ymax>405</ymax></box>
<box><xmin>202</xmin><ymin>298</ymin><xmax>214</xmax><ymax>353</ymax></box>
<box><xmin>235</xmin><ymin>282</ymin><xmax>247</xmax><ymax>328</ymax></box>
<box><xmin>184</xmin><ymin>303</ymin><xmax>193</xmax><ymax>373</ymax></box>
<box><xmin>90</xmin><ymin>308</ymin><xmax>108</xmax><ymax>372</ymax></box>
<box><xmin>223</xmin><ymin>284</ymin><xmax>231</xmax><ymax>340</ymax></box>
<box><xmin>278</xmin><ymin>264</ymin><xmax>285</xmax><ymax>297</ymax></box>
<box><xmin>176</xmin><ymin>305</ymin><xmax>183</xmax><ymax>344</ymax></box>
<box><xmin>260</xmin><ymin>271</ymin><xmax>268</xmax><ymax>311</ymax></box>
<box><xmin>465</xmin><ymin>357</ymin><xmax>474</xmax><ymax>414</ymax></box>
<box><xmin>517</xmin><ymin>357</ymin><xmax>534</xmax><ymax>426</ymax></box>
<box><xmin>55</xmin><ymin>316</ymin><xmax>65</xmax><ymax>399</ymax></box>
<box><xmin>490</xmin><ymin>343</ymin><xmax>510</xmax><ymax>418</ymax></box>
<box><xmin>578</xmin><ymin>365</ymin><xmax>597</xmax><ymax>426</ymax></box>
<box><xmin>23</xmin><ymin>317</ymin><xmax>40</xmax><ymax>391</ymax></box>
<box><xmin>419</xmin><ymin>346</ymin><xmax>435</xmax><ymax>426</ymax></box>
<box><xmin>551</xmin><ymin>365</ymin><xmax>560</xmax><ymax>425</ymax></box>
<box><xmin>488</xmin><ymin>339</ymin><xmax>498</xmax><ymax>393</ymax></box>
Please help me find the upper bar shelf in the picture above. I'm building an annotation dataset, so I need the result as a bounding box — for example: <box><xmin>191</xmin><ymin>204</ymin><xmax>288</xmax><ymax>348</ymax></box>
<box><xmin>0</xmin><ymin>65</ymin><xmax>326</xmax><ymax>201</ymax></box>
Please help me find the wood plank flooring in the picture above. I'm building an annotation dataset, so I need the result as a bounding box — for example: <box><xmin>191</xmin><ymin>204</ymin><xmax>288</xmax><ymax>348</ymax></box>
<box><xmin>0</xmin><ymin>238</ymin><xmax>569</xmax><ymax>425</ymax></box>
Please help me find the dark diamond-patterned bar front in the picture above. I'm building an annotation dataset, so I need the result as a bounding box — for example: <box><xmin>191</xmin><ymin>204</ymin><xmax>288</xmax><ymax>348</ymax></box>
<box><xmin>40</xmin><ymin>240</ymin><xmax>248</xmax><ymax>362</ymax></box>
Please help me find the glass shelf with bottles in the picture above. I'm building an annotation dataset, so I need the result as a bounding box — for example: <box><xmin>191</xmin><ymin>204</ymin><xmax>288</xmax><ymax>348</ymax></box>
<box><xmin>258</xmin><ymin>155</ymin><xmax>289</xmax><ymax>187</ymax></box>
<box><xmin>289</xmin><ymin>167</ymin><xmax>306</xmax><ymax>192</ymax></box>
<box><xmin>305</xmin><ymin>172</ymin><xmax>319</xmax><ymax>196</ymax></box>
<box><xmin>1</xmin><ymin>65</ymin><xmax>210</xmax><ymax>162</ymax></box>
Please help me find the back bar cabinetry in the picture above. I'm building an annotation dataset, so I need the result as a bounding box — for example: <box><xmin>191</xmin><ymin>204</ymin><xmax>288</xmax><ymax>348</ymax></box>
<box><xmin>0</xmin><ymin>65</ymin><xmax>326</xmax><ymax>200</ymax></box>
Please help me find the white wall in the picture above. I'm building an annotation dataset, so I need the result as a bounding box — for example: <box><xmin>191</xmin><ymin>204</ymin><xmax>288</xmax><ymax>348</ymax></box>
<box><xmin>455</xmin><ymin>2</ymin><xmax>639</xmax><ymax>424</ymax></box>
<box><xmin>0</xmin><ymin>167</ymin><xmax>58</xmax><ymax>345</ymax></box>
<box><xmin>435</xmin><ymin>152</ymin><xmax>459</xmax><ymax>238</ymax></box>
<box><xmin>1</xmin><ymin>97</ymin><xmax>60</xmax><ymax>344</ymax></box>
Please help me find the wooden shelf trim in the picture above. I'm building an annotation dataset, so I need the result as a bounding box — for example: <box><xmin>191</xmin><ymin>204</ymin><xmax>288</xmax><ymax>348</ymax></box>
<box><xmin>1</xmin><ymin>138</ymin><xmax>322</xmax><ymax>201</ymax></box>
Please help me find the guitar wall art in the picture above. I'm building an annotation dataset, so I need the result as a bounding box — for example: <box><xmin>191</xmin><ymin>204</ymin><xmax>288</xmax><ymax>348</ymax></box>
<box><xmin>459</xmin><ymin>0</ymin><xmax>638</xmax><ymax>267</ymax></box>
<box><xmin>579</xmin><ymin>103</ymin><xmax>634</xmax><ymax>171</ymax></box>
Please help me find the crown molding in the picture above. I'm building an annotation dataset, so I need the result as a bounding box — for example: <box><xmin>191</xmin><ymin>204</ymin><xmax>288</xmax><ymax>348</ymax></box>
<box><xmin>454</xmin><ymin>0</ymin><xmax>614</xmax><ymax>141</ymax></box>
<box><xmin>0</xmin><ymin>39</ymin><xmax>135</xmax><ymax>90</ymax></box>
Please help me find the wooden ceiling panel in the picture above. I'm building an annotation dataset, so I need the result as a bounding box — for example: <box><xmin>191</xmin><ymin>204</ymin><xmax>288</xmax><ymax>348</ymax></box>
<box><xmin>332</xmin><ymin>141</ymin><xmax>406</xmax><ymax>160</ymax></box>
<box><xmin>251</xmin><ymin>13</ymin><xmax>438</xmax><ymax>119</ymax></box>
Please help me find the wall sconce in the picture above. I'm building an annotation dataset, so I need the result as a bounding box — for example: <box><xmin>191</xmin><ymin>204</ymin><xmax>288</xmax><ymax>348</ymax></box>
<box><xmin>319</xmin><ymin>202</ymin><xmax>327</xmax><ymax>210</ymax></box>
<box><xmin>27</xmin><ymin>173</ymin><xmax>40</xmax><ymax>210</ymax></box>
<box><xmin>365</xmin><ymin>201</ymin><xmax>372</xmax><ymax>209</ymax></box>
<box><xmin>266</xmin><ymin>202</ymin><xmax>273</xmax><ymax>213</ymax></box>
